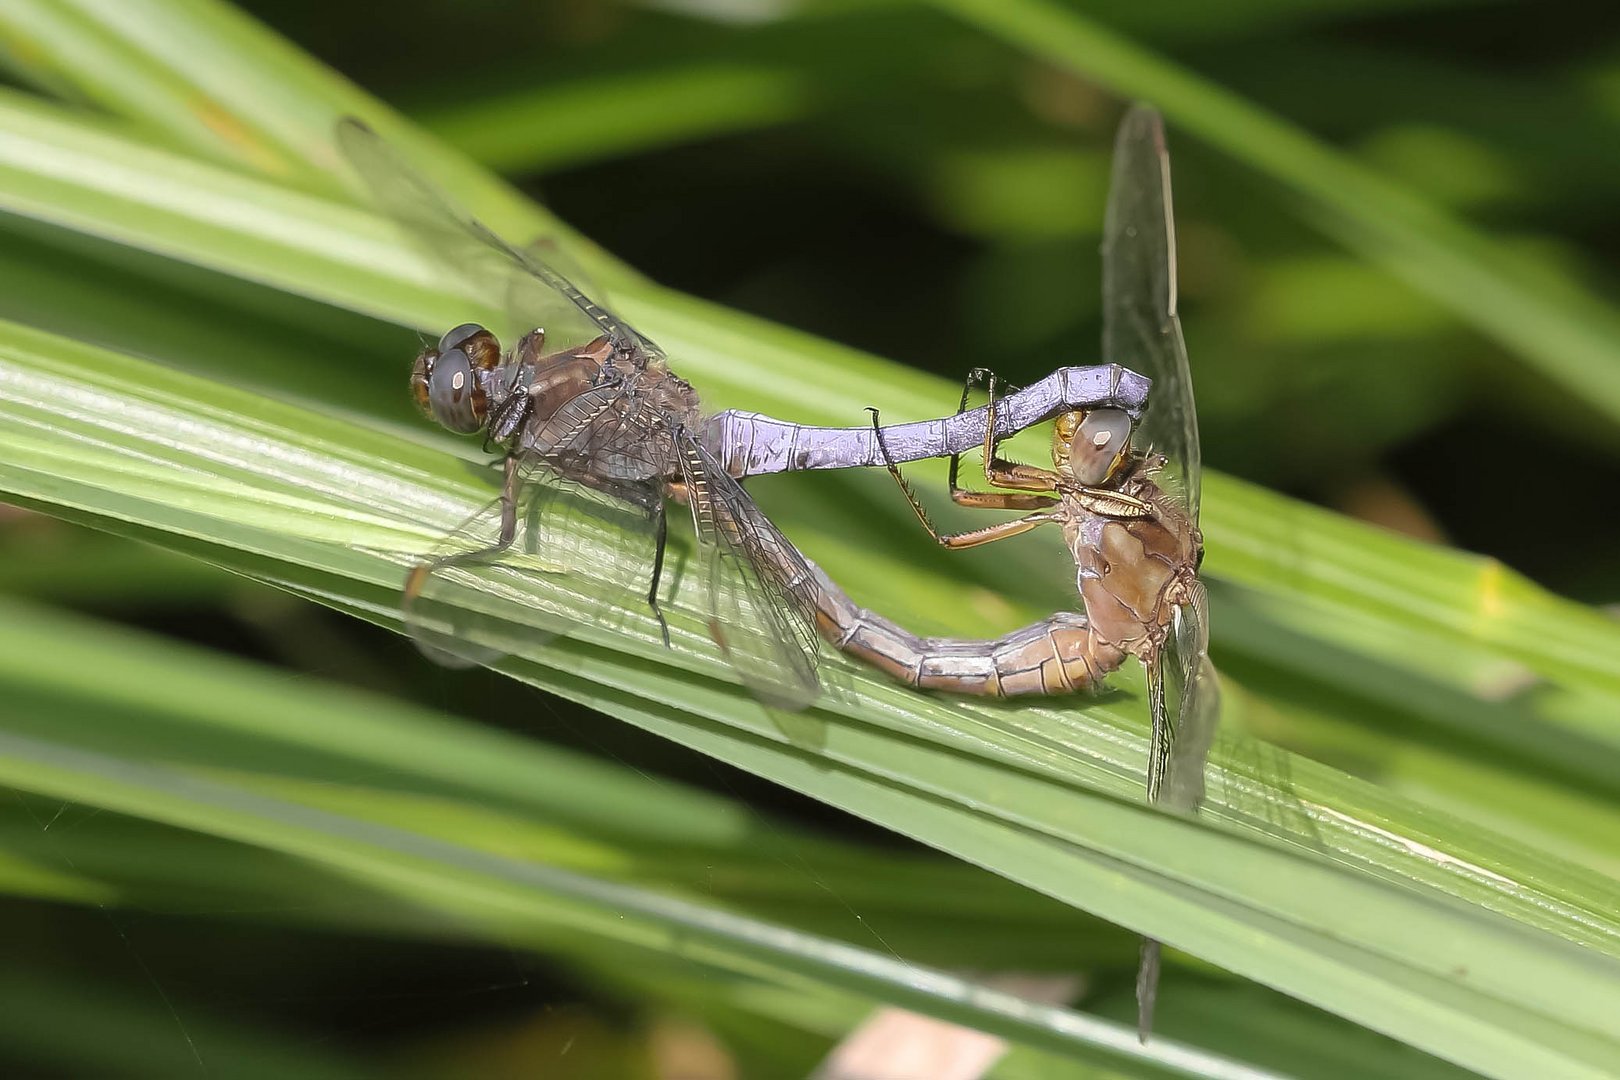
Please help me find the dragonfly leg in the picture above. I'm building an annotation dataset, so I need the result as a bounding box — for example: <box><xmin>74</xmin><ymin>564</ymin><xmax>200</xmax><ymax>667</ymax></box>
<box><xmin>483</xmin><ymin>389</ymin><xmax>532</xmax><ymax>450</ymax></box>
<box><xmin>877</xmin><ymin>368</ymin><xmax>1058</xmax><ymax>510</ymax></box>
<box><xmin>946</xmin><ymin>434</ymin><xmax>1059</xmax><ymax>506</ymax></box>
<box><xmin>878</xmin><ymin>460</ymin><xmax>1060</xmax><ymax>547</ymax></box>
<box><xmin>930</xmin><ymin>510</ymin><xmax>1057</xmax><ymax>549</ymax></box>
<box><xmin>948</xmin><ymin>485</ymin><xmax>1059</xmax><ymax>511</ymax></box>
<box><xmin>646</xmin><ymin>498</ymin><xmax>671</xmax><ymax>648</ymax></box>
<box><xmin>404</xmin><ymin>454</ymin><xmax>523</xmax><ymax>601</ymax></box>
<box><xmin>870</xmin><ymin>406</ymin><xmax>1059</xmax><ymax>545</ymax></box>
<box><xmin>959</xmin><ymin>369</ymin><xmax>1061</xmax><ymax>495</ymax></box>
<box><xmin>574</xmin><ymin>472</ymin><xmax>672</xmax><ymax>647</ymax></box>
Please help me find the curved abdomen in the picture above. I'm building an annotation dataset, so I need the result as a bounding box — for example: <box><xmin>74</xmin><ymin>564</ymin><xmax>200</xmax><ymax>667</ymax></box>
<box><xmin>808</xmin><ymin>564</ymin><xmax>1126</xmax><ymax>696</ymax></box>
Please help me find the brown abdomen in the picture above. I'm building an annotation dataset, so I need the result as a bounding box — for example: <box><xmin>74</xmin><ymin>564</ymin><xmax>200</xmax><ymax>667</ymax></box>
<box><xmin>812</xmin><ymin>567</ymin><xmax>1127</xmax><ymax>698</ymax></box>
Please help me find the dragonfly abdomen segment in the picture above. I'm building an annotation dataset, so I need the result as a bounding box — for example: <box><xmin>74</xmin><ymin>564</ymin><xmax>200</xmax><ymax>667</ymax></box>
<box><xmin>810</xmin><ymin>565</ymin><xmax>1126</xmax><ymax>696</ymax></box>
<box><xmin>705</xmin><ymin>365</ymin><xmax>1150</xmax><ymax>478</ymax></box>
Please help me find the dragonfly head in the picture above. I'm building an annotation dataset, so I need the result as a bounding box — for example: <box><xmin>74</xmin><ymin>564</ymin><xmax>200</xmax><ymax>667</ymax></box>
<box><xmin>411</xmin><ymin>323</ymin><xmax>503</xmax><ymax>434</ymax></box>
<box><xmin>1054</xmin><ymin>408</ymin><xmax>1135</xmax><ymax>485</ymax></box>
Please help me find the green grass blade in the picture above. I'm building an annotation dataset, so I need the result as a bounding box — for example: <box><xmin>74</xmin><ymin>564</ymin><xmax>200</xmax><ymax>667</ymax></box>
<box><xmin>2</xmin><ymin>3</ymin><xmax>1619</xmax><ymax>1072</ymax></box>
<box><xmin>2</xmin><ymin>316</ymin><xmax>1619</xmax><ymax>1076</ymax></box>
<box><xmin>418</xmin><ymin>62</ymin><xmax>816</xmax><ymax>175</ymax></box>
<box><xmin>0</xmin><ymin>593</ymin><xmax>1101</xmax><ymax>965</ymax></box>
<box><xmin>0</xmin><ymin>0</ymin><xmax>365</xmax><ymax>186</ymax></box>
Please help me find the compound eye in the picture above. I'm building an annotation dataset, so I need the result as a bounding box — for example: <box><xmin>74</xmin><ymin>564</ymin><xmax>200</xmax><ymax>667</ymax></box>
<box><xmin>438</xmin><ymin>322</ymin><xmax>486</xmax><ymax>353</ymax></box>
<box><xmin>409</xmin><ymin>348</ymin><xmax>435</xmax><ymax>418</ymax></box>
<box><xmin>428</xmin><ymin>347</ymin><xmax>484</xmax><ymax>433</ymax></box>
<box><xmin>1069</xmin><ymin>408</ymin><xmax>1134</xmax><ymax>485</ymax></box>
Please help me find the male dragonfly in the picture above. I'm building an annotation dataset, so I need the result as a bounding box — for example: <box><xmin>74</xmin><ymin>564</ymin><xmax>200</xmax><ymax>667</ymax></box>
<box><xmin>340</xmin><ymin>118</ymin><xmax>821</xmax><ymax>707</ymax></box>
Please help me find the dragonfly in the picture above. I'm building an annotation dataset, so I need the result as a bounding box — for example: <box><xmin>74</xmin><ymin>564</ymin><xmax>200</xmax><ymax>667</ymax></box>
<box><xmin>805</xmin><ymin>105</ymin><xmax>1217</xmax><ymax>1039</ymax></box>
<box><xmin>337</xmin><ymin>118</ymin><xmax>832</xmax><ymax>708</ymax></box>
<box><xmin>336</xmin><ymin>118</ymin><xmax>1155</xmax><ymax>708</ymax></box>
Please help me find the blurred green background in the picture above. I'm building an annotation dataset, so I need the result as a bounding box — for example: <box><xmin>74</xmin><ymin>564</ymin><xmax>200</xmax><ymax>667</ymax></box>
<box><xmin>2</xmin><ymin>1</ymin><xmax>1619</xmax><ymax>1077</ymax></box>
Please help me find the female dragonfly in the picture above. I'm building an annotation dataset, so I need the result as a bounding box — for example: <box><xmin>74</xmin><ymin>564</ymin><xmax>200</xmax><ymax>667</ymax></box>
<box><xmin>802</xmin><ymin>106</ymin><xmax>1217</xmax><ymax>1039</ymax></box>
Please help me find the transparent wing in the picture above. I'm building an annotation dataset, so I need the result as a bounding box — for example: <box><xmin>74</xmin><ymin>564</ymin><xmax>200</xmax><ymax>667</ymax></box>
<box><xmin>679</xmin><ymin>440</ymin><xmax>822</xmax><ymax>711</ymax></box>
<box><xmin>1102</xmin><ymin>104</ymin><xmax>1200</xmax><ymax>523</ymax></box>
<box><xmin>1162</xmin><ymin>582</ymin><xmax>1219</xmax><ymax>814</ymax></box>
<box><xmin>1141</xmin><ymin>586</ymin><xmax>1218</xmax><ymax>812</ymax></box>
<box><xmin>402</xmin><ymin>455</ymin><xmax>664</xmax><ymax>668</ymax></box>
<box><xmin>1108</xmin><ymin>110</ymin><xmax>1208</xmax><ymax>1041</ymax></box>
<box><xmin>530</xmin><ymin>375</ymin><xmax>682</xmax><ymax>491</ymax></box>
<box><xmin>1159</xmin><ymin>584</ymin><xmax>1324</xmax><ymax>850</ymax></box>
<box><xmin>335</xmin><ymin>117</ymin><xmax>661</xmax><ymax>361</ymax></box>
<box><xmin>1137</xmin><ymin>583</ymin><xmax>1219</xmax><ymax>1041</ymax></box>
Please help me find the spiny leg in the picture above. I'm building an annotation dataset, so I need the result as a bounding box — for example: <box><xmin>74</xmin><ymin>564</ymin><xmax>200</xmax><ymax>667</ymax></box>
<box><xmin>928</xmin><ymin>368</ymin><xmax>1059</xmax><ymax>509</ymax></box>
<box><xmin>869</xmin><ymin>407</ymin><xmax>1056</xmax><ymax>548</ymax></box>
<box><xmin>947</xmin><ymin>397</ymin><xmax>1057</xmax><ymax>503</ymax></box>
<box><xmin>525</xmin><ymin>465</ymin><xmax>672</xmax><ymax>646</ymax></box>
<box><xmin>925</xmin><ymin>510</ymin><xmax>1057</xmax><ymax>550</ymax></box>
<box><xmin>959</xmin><ymin>368</ymin><xmax>1060</xmax><ymax>496</ymax></box>
<box><xmin>874</xmin><ymin>408</ymin><xmax>1049</xmax><ymax>518</ymax></box>
<box><xmin>947</xmin><ymin>486</ymin><xmax>1059</xmax><ymax>511</ymax></box>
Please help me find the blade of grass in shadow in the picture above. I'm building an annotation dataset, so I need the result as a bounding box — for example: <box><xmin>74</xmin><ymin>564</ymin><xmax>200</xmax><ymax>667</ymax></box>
<box><xmin>0</xmin><ymin>963</ymin><xmax>378</xmax><ymax>1079</ymax></box>
<box><xmin>407</xmin><ymin>10</ymin><xmax>994</xmax><ymax>175</ymax></box>
<box><xmin>0</xmin><ymin>728</ymin><xmax>1285</xmax><ymax>1080</ymax></box>
<box><xmin>693</xmin><ymin>974</ymin><xmax>1476</xmax><ymax>1080</ymax></box>
<box><xmin>0</xmin><ymin>0</ymin><xmax>618</xmax><ymax>266</ymax></box>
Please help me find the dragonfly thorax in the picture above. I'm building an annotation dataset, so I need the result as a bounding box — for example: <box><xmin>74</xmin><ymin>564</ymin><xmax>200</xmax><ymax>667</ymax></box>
<box><xmin>1072</xmin><ymin>465</ymin><xmax>1201</xmax><ymax>662</ymax></box>
<box><xmin>411</xmin><ymin>322</ymin><xmax>503</xmax><ymax>434</ymax></box>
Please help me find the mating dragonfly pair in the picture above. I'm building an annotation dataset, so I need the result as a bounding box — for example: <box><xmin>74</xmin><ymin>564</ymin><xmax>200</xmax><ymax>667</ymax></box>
<box><xmin>340</xmin><ymin>105</ymin><xmax>1211</xmax><ymax>1040</ymax></box>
